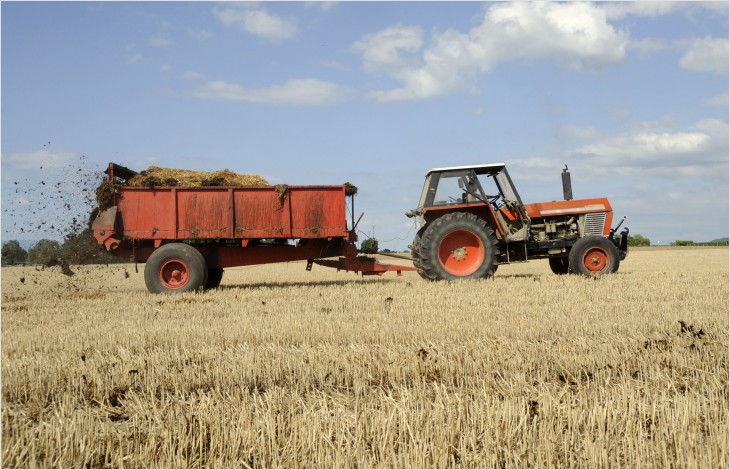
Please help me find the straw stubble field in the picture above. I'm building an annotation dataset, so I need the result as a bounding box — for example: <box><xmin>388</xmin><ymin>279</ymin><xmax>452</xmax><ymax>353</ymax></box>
<box><xmin>1</xmin><ymin>247</ymin><xmax>728</xmax><ymax>468</ymax></box>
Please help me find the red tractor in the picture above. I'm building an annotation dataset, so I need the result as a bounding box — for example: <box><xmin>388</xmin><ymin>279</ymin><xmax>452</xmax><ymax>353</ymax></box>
<box><xmin>407</xmin><ymin>164</ymin><xmax>629</xmax><ymax>279</ymax></box>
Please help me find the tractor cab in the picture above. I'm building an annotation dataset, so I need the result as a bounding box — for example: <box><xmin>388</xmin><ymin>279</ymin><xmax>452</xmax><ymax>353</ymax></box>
<box><xmin>408</xmin><ymin>163</ymin><xmax>530</xmax><ymax>242</ymax></box>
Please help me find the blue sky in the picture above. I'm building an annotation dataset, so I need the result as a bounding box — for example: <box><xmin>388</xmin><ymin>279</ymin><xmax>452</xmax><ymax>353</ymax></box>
<box><xmin>2</xmin><ymin>1</ymin><xmax>728</xmax><ymax>249</ymax></box>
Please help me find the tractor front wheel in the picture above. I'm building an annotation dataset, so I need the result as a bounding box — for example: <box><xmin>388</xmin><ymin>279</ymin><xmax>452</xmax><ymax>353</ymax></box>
<box><xmin>568</xmin><ymin>236</ymin><xmax>620</xmax><ymax>276</ymax></box>
<box><xmin>417</xmin><ymin>212</ymin><xmax>497</xmax><ymax>280</ymax></box>
<box><xmin>144</xmin><ymin>243</ymin><xmax>208</xmax><ymax>293</ymax></box>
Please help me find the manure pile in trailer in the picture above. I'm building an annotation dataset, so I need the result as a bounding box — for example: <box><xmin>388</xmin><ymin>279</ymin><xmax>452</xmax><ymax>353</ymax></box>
<box><xmin>93</xmin><ymin>165</ymin><xmax>271</xmax><ymax>215</ymax></box>
<box><xmin>126</xmin><ymin>166</ymin><xmax>270</xmax><ymax>188</ymax></box>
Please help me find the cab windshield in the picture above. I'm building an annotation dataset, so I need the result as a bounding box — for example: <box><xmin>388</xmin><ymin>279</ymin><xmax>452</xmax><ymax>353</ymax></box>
<box><xmin>417</xmin><ymin>166</ymin><xmax>525</xmax><ymax>215</ymax></box>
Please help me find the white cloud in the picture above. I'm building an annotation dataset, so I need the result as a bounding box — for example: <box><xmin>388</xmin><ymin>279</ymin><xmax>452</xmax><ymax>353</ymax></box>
<box><xmin>679</xmin><ymin>37</ymin><xmax>729</xmax><ymax>75</ymax></box>
<box><xmin>213</xmin><ymin>4</ymin><xmax>297</xmax><ymax>40</ymax></box>
<box><xmin>703</xmin><ymin>92</ymin><xmax>729</xmax><ymax>107</ymax></box>
<box><xmin>560</xmin><ymin>125</ymin><xmax>598</xmax><ymax>139</ymax></box>
<box><xmin>509</xmin><ymin>157</ymin><xmax>563</xmax><ymax>182</ymax></box>
<box><xmin>182</xmin><ymin>71</ymin><xmax>206</xmax><ymax>80</ymax></box>
<box><xmin>304</xmin><ymin>2</ymin><xmax>336</xmax><ymax>12</ymax></box>
<box><xmin>698</xmin><ymin>1</ymin><xmax>730</xmax><ymax>15</ymax></box>
<box><xmin>125</xmin><ymin>43</ymin><xmax>143</xmax><ymax>65</ymax></box>
<box><xmin>192</xmin><ymin>79</ymin><xmax>351</xmax><ymax>106</ymax></box>
<box><xmin>577</xmin><ymin>131</ymin><xmax>710</xmax><ymax>159</ymax></box>
<box><xmin>2</xmin><ymin>151</ymin><xmax>76</xmax><ymax>171</ymax></box>
<box><xmin>126</xmin><ymin>53</ymin><xmax>143</xmax><ymax>65</ymax></box>
<box><xmin>570</xmin><ymin>119</ymin><xmax>728</xmax><ymax>176</ymax></box>
<box><xmin>189</xmin><ymin>29</ymin><xmax>213</xmax><ymax>41</ymax></box>
<box><xmin>354</xmin><ymin>2</ymin><xmax>629</xmax><ymax>102</ymax></box>
<box><xmin>351</xmin><ymin>25</ymin><xmax>423</xmax><ymax>74</ymax></box>
<box><xmin>629</xmin><ymin>38</ymin><xmax>669</xmax><ymax>56</ymax></box>
<box><xmin>320</xmin><ymin>60</ymin><xmax>349</xmax><ymax>72</ymax></box>
<box><xmin>148</xmin><ymin>33</ymin><xmax>172</xmax><ymax>48</ymax></box>
<box><xmin>601</xmin><ymin>2</ymin><xmax>681</xmax><ymax>20</ymax></box>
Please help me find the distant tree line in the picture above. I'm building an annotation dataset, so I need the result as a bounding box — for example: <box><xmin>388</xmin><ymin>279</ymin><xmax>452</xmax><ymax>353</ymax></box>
<box><xmin>627</xmin><ymin>234</ymin><xmax>651</xmax><ymax>247</ymax></box>
<box><xmin>2</xmin><ymin>229</ymin><xmax>124</xmax><ymax>266</ymax></box>
<box><xmin>614</xmin><ymin>233</ymin><xmax>728</xmax><ymax>248</ymax></box>
<box><xmin>671</xmin><ymin>240</ymin><xmax>729</xmax><ymax>247</ymax></box>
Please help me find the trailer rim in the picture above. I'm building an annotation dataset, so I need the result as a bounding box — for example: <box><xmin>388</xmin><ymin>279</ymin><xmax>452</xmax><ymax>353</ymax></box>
<box><xmin>159</xmin><ymin>259</ymin><xmax>192</xmax><ymax>289</ymax></box>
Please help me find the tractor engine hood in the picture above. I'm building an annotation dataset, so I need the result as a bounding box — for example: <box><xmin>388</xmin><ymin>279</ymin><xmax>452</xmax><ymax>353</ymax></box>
<box><xmin>524</xmin><ymin>198</ymin><xmax>612</xmax><ymax>219</ymax></box>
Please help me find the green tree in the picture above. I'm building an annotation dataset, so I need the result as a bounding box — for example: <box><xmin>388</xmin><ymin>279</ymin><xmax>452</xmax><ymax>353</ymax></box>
<box><xmin>360</xmin><ymin>238</ymin><xmax>379</xmax><ymax>254</ymax></box>
<box><xmin>627</xmin><ymin>233</ymin><xmax>651</xmax><ymax>247</ymax></box>
<box><xmin>27</xmin><ymin>239</ymin><xmax>61</xmax><ymax>266</ymax></box>
<box><xmin>672</xmin><ymin>240</ymin><xmax>694</xmax><ymax>246</ymax></box>
<box><xmin>1</xmin><ymin>240</ymin><xmax>28</xmax><ymax>265</ymax></box>
<box><xmin>61</xmin><ymin>228</ymin><xmax>122</xmax><ymax>264</ymax></box>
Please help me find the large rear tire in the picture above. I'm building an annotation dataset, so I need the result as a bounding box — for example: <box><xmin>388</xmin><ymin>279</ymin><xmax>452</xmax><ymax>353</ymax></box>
<box><xmin>144</xmin><ymin>243</ymin><xmax>207</xmax><ymax>293</ymax></box>
<box><xmin>418</xmin><ymin>212</ymin><xmax>497</xmax><ymax>280</ymax></box>
<box><xmin>569</xmin><ymin>236</ymin><xmax>620</xmax><ymax>276</ymax></box>
<box><xmin>410</xmin><ymin>226</ymin><xmax>430</xmax><ymax>280</ymax></box>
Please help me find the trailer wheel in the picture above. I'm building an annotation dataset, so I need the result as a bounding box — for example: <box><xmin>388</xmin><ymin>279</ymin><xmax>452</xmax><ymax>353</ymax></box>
<box><xmin>548</xmin><ymin>257</ymin><xmax>570</xmax><ymax>275</ymax></box>
<box><xmin>418</xmin><ymin>212</ymin><xmax>497</xmax><ymax>280</ymax></box>
<box><xmin>569</xmin><ymin>236</ymin><xmax>620</xmax><ymax>276</ymax></box>
<box><xmin>205</xmin><ymin>268</ymin><xmax>225</xmax><ymax>289</ymax></box>
<box><xmin>144</xmin><ymin>243</ymin><xmax>207</xmax><ymax>293</ymax></box>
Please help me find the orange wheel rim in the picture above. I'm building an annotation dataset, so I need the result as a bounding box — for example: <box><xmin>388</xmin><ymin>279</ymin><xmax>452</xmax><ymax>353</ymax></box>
<box><xmin>159</xmin><ymin>259</ymin><xmax>190</xmax><ymax>289</ymax></box>
<box><xmin>438</xmin><ymin>229</ymin><xmax>485</xmax><ymax>276</ymax></box>
<box><xmin>582</xmin><ymin>247</ymin><xmax>609</xmax><ymax>273</ymax></box>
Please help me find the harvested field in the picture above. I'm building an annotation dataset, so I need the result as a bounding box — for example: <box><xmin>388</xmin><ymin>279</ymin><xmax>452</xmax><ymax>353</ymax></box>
<box><xmin>1</xmin><ymin>247</ymin><xmax>728</xmax><ymax>468</ymax></box>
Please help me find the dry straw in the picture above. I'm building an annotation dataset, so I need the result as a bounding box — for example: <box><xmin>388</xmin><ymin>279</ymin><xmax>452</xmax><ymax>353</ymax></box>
<box><xmin>2</xmin><ymin>248</ymin><xmax>728</xmax><ymax>468</ymax></box>
<box><xmin>127</xmin><ymin>166</ymin><xmax>269</xmax><ymax>188</ymax></box>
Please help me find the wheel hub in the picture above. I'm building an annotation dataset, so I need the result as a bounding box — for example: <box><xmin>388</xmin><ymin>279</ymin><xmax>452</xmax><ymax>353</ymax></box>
<box><xmin>159</xmin><ymin>259</ymin><xmax>190</xmax><ymax>289</ymax></box>
<box><xmin>583</xmin><ymin>248</ymin><xmax>608</xmax><ymax>272</ymax></box>
<box><xmin>452</xmin><ymin>246</ymin><xmax>467</xmax><ymax>261</ymax></box>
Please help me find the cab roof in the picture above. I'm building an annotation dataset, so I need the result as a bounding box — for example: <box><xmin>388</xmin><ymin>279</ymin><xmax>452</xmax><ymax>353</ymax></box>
<box><xmin>425</xmin><ymin>163</ymin><xmax>506</xmax><ymax>177</ymax></box>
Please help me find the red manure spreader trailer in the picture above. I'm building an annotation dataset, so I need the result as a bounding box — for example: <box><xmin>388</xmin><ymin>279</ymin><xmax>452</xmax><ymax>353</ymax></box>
<box><xmin>92</xmin><ymin>163</ymin><xmax>414</xmax><ymax>293</ymax></box>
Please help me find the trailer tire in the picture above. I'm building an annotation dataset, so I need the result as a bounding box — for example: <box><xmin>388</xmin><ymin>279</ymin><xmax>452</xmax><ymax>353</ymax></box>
<box><xmin>205</xmin><ymin>268</ymin><xmax>224</xmax><ymax>289</ymax></box>
<box><xmin>144</xmin><ymin>243</ymin><xmax>207</xmax><ymax>293</ymax></box>
<box><xmin>569</xmin><ymin>236</ymin><xmax>620</xmax><ymax>277</ymax></box>
<box><xmin>548</xmin><ymin>257</ymin><xmax>570</xmax><ymax>275</ymax></box>
<box><xmin>418</xmin><ymin>212</ymin><xmax>497</xmax><ymax>281</ymax></box>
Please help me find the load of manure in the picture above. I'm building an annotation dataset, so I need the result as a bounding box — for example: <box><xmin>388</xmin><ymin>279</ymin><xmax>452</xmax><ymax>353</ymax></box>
<box><xmin>92</xmin><ymin>166</ymin><xmax>270</xmax><ymax>224</ymax></box>
<box><xmin>126</xmin><ymin>166</ymin><xmax>269</xmax><ymax>188</ymax></box>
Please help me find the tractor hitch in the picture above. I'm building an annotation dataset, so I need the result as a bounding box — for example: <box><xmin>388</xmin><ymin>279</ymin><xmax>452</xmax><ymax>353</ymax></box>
<box><xmin>611</xmin><ymin>227</ymin><xmax>630</xmax><ymax>260</ymax></box>
<box><xmin>312</xmin><ymin>256</ymin><xmax>416</xmax><ymax>276</ymax></box>
<box><xmin>609</xmin><ymin>216</ymin><xmax>629</xmax><ymax>259</ymax></box>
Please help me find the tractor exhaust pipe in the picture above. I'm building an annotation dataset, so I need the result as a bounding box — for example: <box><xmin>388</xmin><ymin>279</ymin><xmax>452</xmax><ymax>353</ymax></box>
<box><xmin>562</xmin><ymin>165</ymin><xmax>573</xmax><ymax>201</ymax></box>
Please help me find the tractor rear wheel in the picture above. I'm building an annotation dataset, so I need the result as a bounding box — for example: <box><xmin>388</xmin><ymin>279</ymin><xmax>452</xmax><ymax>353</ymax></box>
<box><xmin>568</xmin><ymin>236</ymin><xmax>620</xmax><ymax>276</ymax></box>
<box><xmin>417</xmin><ymin>212</ymin><xmax>497</xmax><ymax>280</ymax></box>
<box><xmin>205</xmin><ymin>268</ymin><xmax>225</xmax><ymax>289</ymax></box>
<box><xmin>144</xmin><ymin>243</ymin><xmax>208</xmax><ymax>293</ymax></box>
<box><xmin>548</xmin><ymin>257</ymin><xmax>570</xmax><ymax>275</ymax></box>
<box><xmin>410</xmin><ymin>226</ymin><xmax>430</xmax><ymax>280</ymax></box>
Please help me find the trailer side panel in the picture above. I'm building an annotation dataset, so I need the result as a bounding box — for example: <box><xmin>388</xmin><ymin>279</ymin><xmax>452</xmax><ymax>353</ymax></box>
<box><xmin>113</xmin><ymin>185</ymin><xmax>348</xmax><ymax>241</ymax></box>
